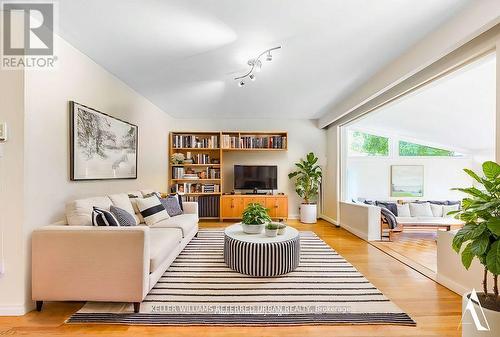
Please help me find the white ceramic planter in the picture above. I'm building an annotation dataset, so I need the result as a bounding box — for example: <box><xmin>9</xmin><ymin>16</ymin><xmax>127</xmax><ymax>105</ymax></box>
<box><xmin>241</xmin><ymin>223</ymin><xmax>264</xmax><ymax>234</ymax></box>
<box><xmin>300</xmin><ymin>203</ymin><xmax>317</xmax><ymax>224</ymax></box>
<box><xmin>461</xmin><ymin>292</ymin><xmax>500</xmax><ymax>337</ymax></box>
<box><xmin>265</xmin><ymin>228</ymin><xmax>278</xmax><ymax>237</ymax></box>
<box><xmin>277</xmin><ymin>226</ymin><xmax>286</xmax><ymax>235</ymax></box>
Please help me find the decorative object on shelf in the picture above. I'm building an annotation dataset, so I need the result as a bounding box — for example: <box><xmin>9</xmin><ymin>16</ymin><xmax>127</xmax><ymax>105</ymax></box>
<box><xmin>241</xmin><ymin>203</ymin><xmax>271</xmax><ymax>234</ymax></box>
<box><xmin>288</xmin><ymin>152</ymin><xmax>322</xmax><ymax>224</ymax></box>
<box><xmin>171</xmin><ymin>153</ymin><xmax>185</xmax><ymax>164</ymax></box>
<box><xmin>390</xmin><ymin>165</ymin><xmax>424</xmax><ymax>197</ymax></box>
<box><xmin>450</xmin><ymin>161</ymin><xmax>500</xmax><ymax>334</ymax></box>
<box><xmin>265</xmin><ymin>222</ymin><xmax>279</xmax><ymax>237</ymax></box>
<box><xmin>234</xmin><ymin>46</ymin><xmax>281</xmax><ymax>87</ymax></box>
<box><xmin>70</xmin><ymin>101</ymin><xmax>138</xmax><ymax>181</ymax></box>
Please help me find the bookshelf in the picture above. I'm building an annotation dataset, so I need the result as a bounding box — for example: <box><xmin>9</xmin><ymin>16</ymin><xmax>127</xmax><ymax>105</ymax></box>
<box><xmin>169</xmin><ymin>131</ymin><xmax>288</xmax><ymax>219</ymax></box>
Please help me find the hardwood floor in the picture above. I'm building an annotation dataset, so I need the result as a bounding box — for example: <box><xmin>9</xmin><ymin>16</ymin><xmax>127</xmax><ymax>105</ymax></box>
<box><xmin>0</xmin><ymin>220</ymin><xmax>462</xmax><ymax>336</ymax></box>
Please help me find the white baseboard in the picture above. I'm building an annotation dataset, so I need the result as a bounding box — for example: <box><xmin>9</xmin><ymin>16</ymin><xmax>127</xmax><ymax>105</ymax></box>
<box><xmin>0</xmin><ymin>304</ymin><xmax>29</xmax><ymax>316</ymax></box>
<box><xmin>436</xmin><ymin>274</ymin><xmax>469</xmax><ymax>296</ymax></box>
<box><xmin>319</xmin><ymin>214</ymin><xmax>338</xmax><ymax>225</ymax></box>
<box><xmin>288</xmin><ymin>213</ymin><xmax>299</xmax><ymax>220</ymax></box>
<box><xmin>338</xmin><ymin>222</ymin><xmax>368</xmax><ymax>241</ymax></box>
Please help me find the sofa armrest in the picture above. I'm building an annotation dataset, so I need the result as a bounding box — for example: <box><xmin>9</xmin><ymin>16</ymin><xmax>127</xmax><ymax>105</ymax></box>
<box><xmin>32</xmin><ymin>225</ymin><xmax>150</xmax><ymax>303</ymax></box>
<box><xmin>183</xmin><ymin>201</ymin><xmax>198</xmax><ymax>216</ymax></box>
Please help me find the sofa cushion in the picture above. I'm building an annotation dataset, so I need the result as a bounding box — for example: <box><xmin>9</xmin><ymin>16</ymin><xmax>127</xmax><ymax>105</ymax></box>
<box><xmin>375</xmin><ymin>201</ymin><xmax>398</xmax><ymax>216</ymax></box>
<box><xmin>396</xmin><ymin>204</ymin><xmax>411</xmax><ymax>217</ymax></box>
<box><xmin>66</xmin><ymin>196</ymin><xmax>113</xmax><ymax>226</ymax></box>
<box><xmin>141</xmin><ymin>189</ymin><xmax>160</xmax><ymax>197</ymax></box>
<box><xmin>161</xmin><ymin>196</ymin><xmax>183</xmax><ymax>217</ymax></box>
<box><xmin>92</xmin><ymin>207</ymin><xmax>120</xmax><ymax>226</ymax></box>
<box><xmin>150</xmin><ymin>214</ymin><xmax>198</xmax><ymax>237</ymax></box>
<box><xmin>136</xmin><ymin>196</ymin><xmax>170</xmax><ymax>226</ymax></box>
<box><xmin>409</xmin><ymin>202</ymin><xmax>433</xmax><ymax>217</ymax></box>
<box><xmin>443</xmin><ymin>204</ymin><xmax>460</xmax><ymax>218</ymax></box>
<box><xmin>108</xmin><ymin>193</ymin><xmax>138</xmax><ymax>225</ymax></box>
<box><xmin>149</xmin><ymin>228</ymin><xmax>182</xmax><ymax>272</ymax></box>
<box><xmin>110</xmin><ymin>205</ymin><xmax>137</xmax><ymax>226</ymax></box>
<box><xmin>128</xmin><ymin>191</ymin><xmax>145</xmax><ymax>224</ymax></box>
<box><xmin>430</xmin><ymin>204</ymin><xmax>443</xmax><ymax>217</ymax></box>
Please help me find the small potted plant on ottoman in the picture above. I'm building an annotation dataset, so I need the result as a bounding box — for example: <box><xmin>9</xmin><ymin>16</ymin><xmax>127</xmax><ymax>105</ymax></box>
<box><xmin>277</xmin><ymin>223</ymin><xmax>287</xmax><ymax>235</ymax></box>
<box><xmin>241</xmin><ymin>203</ymin><xmax>271</xmax><ymax>234</ymax></box>
<box><xmin>265</xmin><ymin>223</ymin><xmax>279</xmax><ymax>237</ymax></box>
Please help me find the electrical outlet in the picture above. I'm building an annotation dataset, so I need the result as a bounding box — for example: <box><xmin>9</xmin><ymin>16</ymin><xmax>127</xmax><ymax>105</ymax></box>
<box><xmin>0</xmin><ymin>123</ymin><xmax>7</xmax><ymax>142</ymax></box>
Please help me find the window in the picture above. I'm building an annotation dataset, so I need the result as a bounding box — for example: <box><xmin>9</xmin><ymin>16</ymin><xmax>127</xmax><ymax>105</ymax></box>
<box><xmin>348</xmin><ymin>131</ymin><xmax>389</xmax><ymax>156</ymax></box>
<box><xmin>398</xmin><ymin>141</ymin><xmax>460</xmax><ymax>157</ymax></box>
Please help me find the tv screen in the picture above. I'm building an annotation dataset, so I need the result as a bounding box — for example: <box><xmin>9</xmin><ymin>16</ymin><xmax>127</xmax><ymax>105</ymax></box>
<box><xmin>234</xmin><ymin>165</ymin><xmax>277</xmax><ymax>190</ymax></box>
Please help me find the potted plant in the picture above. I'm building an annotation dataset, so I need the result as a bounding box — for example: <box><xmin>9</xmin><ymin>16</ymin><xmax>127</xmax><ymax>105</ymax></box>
<box><xmin>288</xmin><ymin>152</ymin><xmax>322</xmax><ymax>223</ymax></box>
<box><xmin>241</xmin><ymin>203</ymin><xmax>271</xmax><ymax>234</ymax></box>
<box><xmin>171</xmin><ymin>153</ymin><xmax>185</xmax><ymax>165</ymax></box>
<box><xmin>265</xmin><ymin>222</ymin><xmax>279</xmax><ymax>237</ymax></box>
<box><xmin>451</xmin><ymin>161</ymin><xmax>500</xmax><ymax>336</ymax></box>
<box><xmin>277</xmin><ymin>223</ymin><xmax>287</xmax><ymax>235</ymax></box>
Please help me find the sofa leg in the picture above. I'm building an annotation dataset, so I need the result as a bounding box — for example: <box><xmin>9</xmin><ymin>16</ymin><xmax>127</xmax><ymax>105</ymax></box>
<box><xmin>133</xmin><ymin>302</ymin><xmax>140</xmax><ymax>313</ymax></box>
<box><xmin>36</xmin><ymin>301</ymin><xmax>43</xmax><ymax>312</ymax></box>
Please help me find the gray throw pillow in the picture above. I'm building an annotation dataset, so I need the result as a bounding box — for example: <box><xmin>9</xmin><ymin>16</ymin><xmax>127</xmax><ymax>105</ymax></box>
<box><xmin>160</xmin><ymin>196</ymin><xmax>183</xmax><ymax>217</ymax></box>
<box><xmin>110</xmin><ymin>205</ymin><xmax>137</xmax><ymax>226</ymax></box>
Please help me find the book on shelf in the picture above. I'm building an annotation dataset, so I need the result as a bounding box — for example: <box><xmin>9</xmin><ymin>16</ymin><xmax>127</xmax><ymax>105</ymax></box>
<box><xmin>173</xmin><ymin>183</ymin><xmax>220</xmax><ymax>194</ymax></box>
<box><xmin>172</xmin><ymin>134</ymin><xmax>219</xmax><ymax>149</ymax></box>
<box><xmin>222</xmin><ymin>134</ymin><xmax>287</xmax><ymax>149</ymax></box>
<box><xmin>172</xmin><ymin>167</ymin><xmax>220</xmax><ymax>180</ymax></box>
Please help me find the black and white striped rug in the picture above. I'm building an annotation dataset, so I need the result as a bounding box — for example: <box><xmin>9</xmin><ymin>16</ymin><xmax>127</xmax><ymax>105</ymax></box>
<box><xmin>68</xmin><ymin>229</ymin><xmax>415</xmax><ymax>326</ymax></box>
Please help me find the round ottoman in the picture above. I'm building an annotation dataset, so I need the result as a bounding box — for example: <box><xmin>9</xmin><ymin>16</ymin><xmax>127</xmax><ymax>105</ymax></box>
<box><xmin>223</xmin><ymin>223</ymin><xmax>300</xmax><ymax>277</ymax></box>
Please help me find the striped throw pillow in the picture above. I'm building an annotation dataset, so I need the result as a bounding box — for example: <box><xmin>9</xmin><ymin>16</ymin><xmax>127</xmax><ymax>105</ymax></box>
<box><xmin>92</xmin><ymin>207</ymin><xmax>120</xmax><ymax>226</ymax></box>
<box><xmin>136</xmin><ymin>196</ymin><xmax>169</xmax><ymax>226</ymax></box>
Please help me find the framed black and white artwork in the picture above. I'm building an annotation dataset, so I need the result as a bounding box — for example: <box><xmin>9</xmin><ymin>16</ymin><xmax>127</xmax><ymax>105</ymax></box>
<box><xmin>70</xmin><ymin>101</ymin><xmax>138</xmax><ymax>180</ymax></box>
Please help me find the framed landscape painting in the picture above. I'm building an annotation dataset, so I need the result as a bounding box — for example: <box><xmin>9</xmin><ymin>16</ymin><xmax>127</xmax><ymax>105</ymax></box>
<box><xmin>390</xmin><ymin>165</ymin><xmax>423</xmax><ymax>197</ymax></box>
<box><xmin>70</xmin><ymin>101</ymin><xmax>138</xmax><ymax>180</ymax></box>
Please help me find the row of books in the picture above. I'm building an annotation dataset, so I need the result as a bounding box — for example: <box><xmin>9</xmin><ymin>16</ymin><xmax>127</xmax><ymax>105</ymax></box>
<box><xmin>179</xmin><ymin>195</ymin><xmax>220</xmax><ymax>218</ymax></box>
<box><xmin>222</xmin><ymin>135</ymin><xmax>287</xmax><ymax>149</ymax></box>
<box><xmin>172</xmin><ymin>135</ymin><xmax>219</xmax><ymax>149</ymax></box>
<box><xmin>192</xmin><ymin>153</ymin><xmax>213</xmax><ymax>164</ymax></box>
<box><xmin>173</xmin><ymin>183</ymin><xmax>220</xmax><ymax>194</ymax></box>
<box><xmin>172</xmin><ymin>167</ymin><xmax>221</xmax><ymax>179</ymax></box>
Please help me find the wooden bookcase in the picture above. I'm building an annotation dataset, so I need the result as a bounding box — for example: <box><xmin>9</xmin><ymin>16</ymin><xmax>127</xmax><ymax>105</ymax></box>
<box><xmin>168</xmin><ymin>131</ymin><xmax>287</xmax><ymax>220</ymax></box>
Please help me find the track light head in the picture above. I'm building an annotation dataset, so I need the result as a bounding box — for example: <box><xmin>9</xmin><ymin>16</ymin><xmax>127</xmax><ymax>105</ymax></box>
<box><xmin>238</xmin><ymin>80</ymin><xmax>245</xmax><ymax>87</ymax></box>
<box><xmin>249</xmin><ymin>74</ymin><xmax>256</xmax><ymax>81</ymax></box>
<box><xmin>266</xmin><ymin>52</ymin><xmax>272</xmax><ymax>61</ymax></box>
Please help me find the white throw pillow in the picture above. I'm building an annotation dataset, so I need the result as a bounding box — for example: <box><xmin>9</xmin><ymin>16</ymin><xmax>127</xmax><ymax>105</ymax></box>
<box><xmin>442</xmin><ymin>204</ymin><xmax>460</xmax><ymax>218</ymax></box>
<box><xmin>397</xmin><ymin>204</ymin><xmax>411</xmax><ymax>217</ymax></box>
<box><xmin>136</xmin><ymin>196</ymin><xmax>170</xmax><ymax>226</ymax></box>
<box><xmin>409</xmin><ymin>202</ymin><xmax>433</xmax><ymax>217</ymax></box>
<box><xmin>430</xmin><ymin>204</ymin><xmax>443</xmax><ymax>217</ymax></box>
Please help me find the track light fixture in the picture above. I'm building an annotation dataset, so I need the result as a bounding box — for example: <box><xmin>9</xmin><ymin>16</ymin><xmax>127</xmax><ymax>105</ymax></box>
<box><xmin>234</xmin><ymin>46</ymin><xmax>281</xmax><ymax>87</ymax></box>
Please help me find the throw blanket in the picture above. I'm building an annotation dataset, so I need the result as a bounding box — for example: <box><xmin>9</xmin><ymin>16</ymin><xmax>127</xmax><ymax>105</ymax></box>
<box><xmin>380</xmin><ymin>207</ymin><xmax>398</xmax><ymax>230</ymax></box>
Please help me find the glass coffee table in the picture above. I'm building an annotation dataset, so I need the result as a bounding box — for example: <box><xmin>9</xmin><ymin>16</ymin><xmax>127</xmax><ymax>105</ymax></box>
<box><xmin>223</xmin><ymin>223</ymin><xmax>300</xmax><ymax>277</ymax></box>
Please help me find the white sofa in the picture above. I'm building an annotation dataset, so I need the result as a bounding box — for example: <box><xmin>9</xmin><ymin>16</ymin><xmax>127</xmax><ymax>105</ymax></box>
<box><xmin>31</xmin><ymin>189</ymin><xmax>198</xmax><ymax>313</ymax></box>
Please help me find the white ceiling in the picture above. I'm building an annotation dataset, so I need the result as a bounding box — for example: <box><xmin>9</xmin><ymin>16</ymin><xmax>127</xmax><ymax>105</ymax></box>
<box><xmin>58</xmin><ymin>0</ymin><xmax>471</xmax><ymax>119</ymax></box>
<box><xmin>352</xmin><ymin>54</ymin><xmax>496</xmax><ymax>152</ymax></box>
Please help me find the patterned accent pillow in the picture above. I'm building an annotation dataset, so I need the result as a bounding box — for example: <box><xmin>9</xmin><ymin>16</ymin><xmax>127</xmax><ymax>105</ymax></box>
<box><xmin>110</xmin><ymin>205</ymin><xmax>136</xmax><ymax>226</ymax></box>
<box><xmin>143</xmin><ymin>192</ymin><xmax>161</xmax><ymax>199</ymax></box>
<box><xmin>160</xmin><ymin>196</ymin><xmax>183</xmax><ymax>217</ymax></box>
<box><xmin>136</xmin><ymin>196</ymin><xmax>170</xmax><ymax>226</ymax></box>
<box><xmin>92</xmin><ymin>207</ymin><xmax>120</xmax><ymax>226</ymax></box>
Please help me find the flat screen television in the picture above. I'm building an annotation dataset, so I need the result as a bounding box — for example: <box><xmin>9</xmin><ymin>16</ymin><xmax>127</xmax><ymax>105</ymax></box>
<box><xmin>234</xmin><ymin>165</ymin><xmax>278</xmax><ymax>190</ymax></box>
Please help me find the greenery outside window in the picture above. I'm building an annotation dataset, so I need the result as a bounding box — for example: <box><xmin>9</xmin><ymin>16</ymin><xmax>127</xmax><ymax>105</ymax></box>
<box><xmin>399</xmin><ymin>141</ymin><xmax>460</xmax><ymax>157</ymax></box>
<box><xmin>348</xmin><ymin>131</ymin><xmax>389</xmax><ymax>156</ymax></box>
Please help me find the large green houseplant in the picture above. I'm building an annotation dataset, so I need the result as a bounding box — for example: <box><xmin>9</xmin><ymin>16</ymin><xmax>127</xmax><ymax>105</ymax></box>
<box><xmin>288</xmin><ymin>152</ymin><xmax>322</xmax><ymax>223</ymax></box>
<box><xmin>451</xmin><ymin>161</ymin><xmax>500</xmax><ymax>312</ymax></box>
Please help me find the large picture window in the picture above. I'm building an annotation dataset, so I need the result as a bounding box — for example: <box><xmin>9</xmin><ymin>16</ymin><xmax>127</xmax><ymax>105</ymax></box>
<box><xmin>348</xmin><ymin>131</ymin><xmax>389</xmax><ymax>156</ymax></box>
<box><xmin>398</xmin><ymin>141</ymin><xmax>460</xmax><ymax>157</ymax></box>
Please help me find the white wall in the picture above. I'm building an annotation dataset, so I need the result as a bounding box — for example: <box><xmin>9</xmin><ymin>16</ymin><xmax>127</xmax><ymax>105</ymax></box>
<box><xmin>346</xmin><ymin>156</ymin><xmax>475</xmax><ymax>202</ymax></box>
<box><xmin>1</xmin><ymin>35</ymin><xmax>175</xmax><ymax>314</ymax></box>
<box><xmin>172</xmin><ymin>119</ymin><xmax>327</xmax><ymax>219</ymax></box>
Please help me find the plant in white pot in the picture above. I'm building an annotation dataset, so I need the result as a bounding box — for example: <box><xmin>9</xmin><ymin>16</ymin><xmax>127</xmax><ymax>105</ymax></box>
<box><xmin>451</xmin><ymin>161</ymin><xmax>500</xmax><ymax>336</ymax></box>
<box><xmin>241</xmin><ymin>203</ymin><xmax>271</xmax><ymax>234</ymax></box>
<box><xmin>288</xmin><ymin>152</ymin><xmax>322</xmax><ymax>224</ymax></box>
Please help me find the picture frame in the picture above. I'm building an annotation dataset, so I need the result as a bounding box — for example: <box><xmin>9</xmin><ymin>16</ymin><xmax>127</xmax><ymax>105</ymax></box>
<box><xmin>390</xmin><ymin>165</ymin><xmax>424</xmax><ymax>197</ymax></box>
<box><xmin>70</xmin><ymin>101</ymin><xmax>138</xmax><ymax>181</ymax></box>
